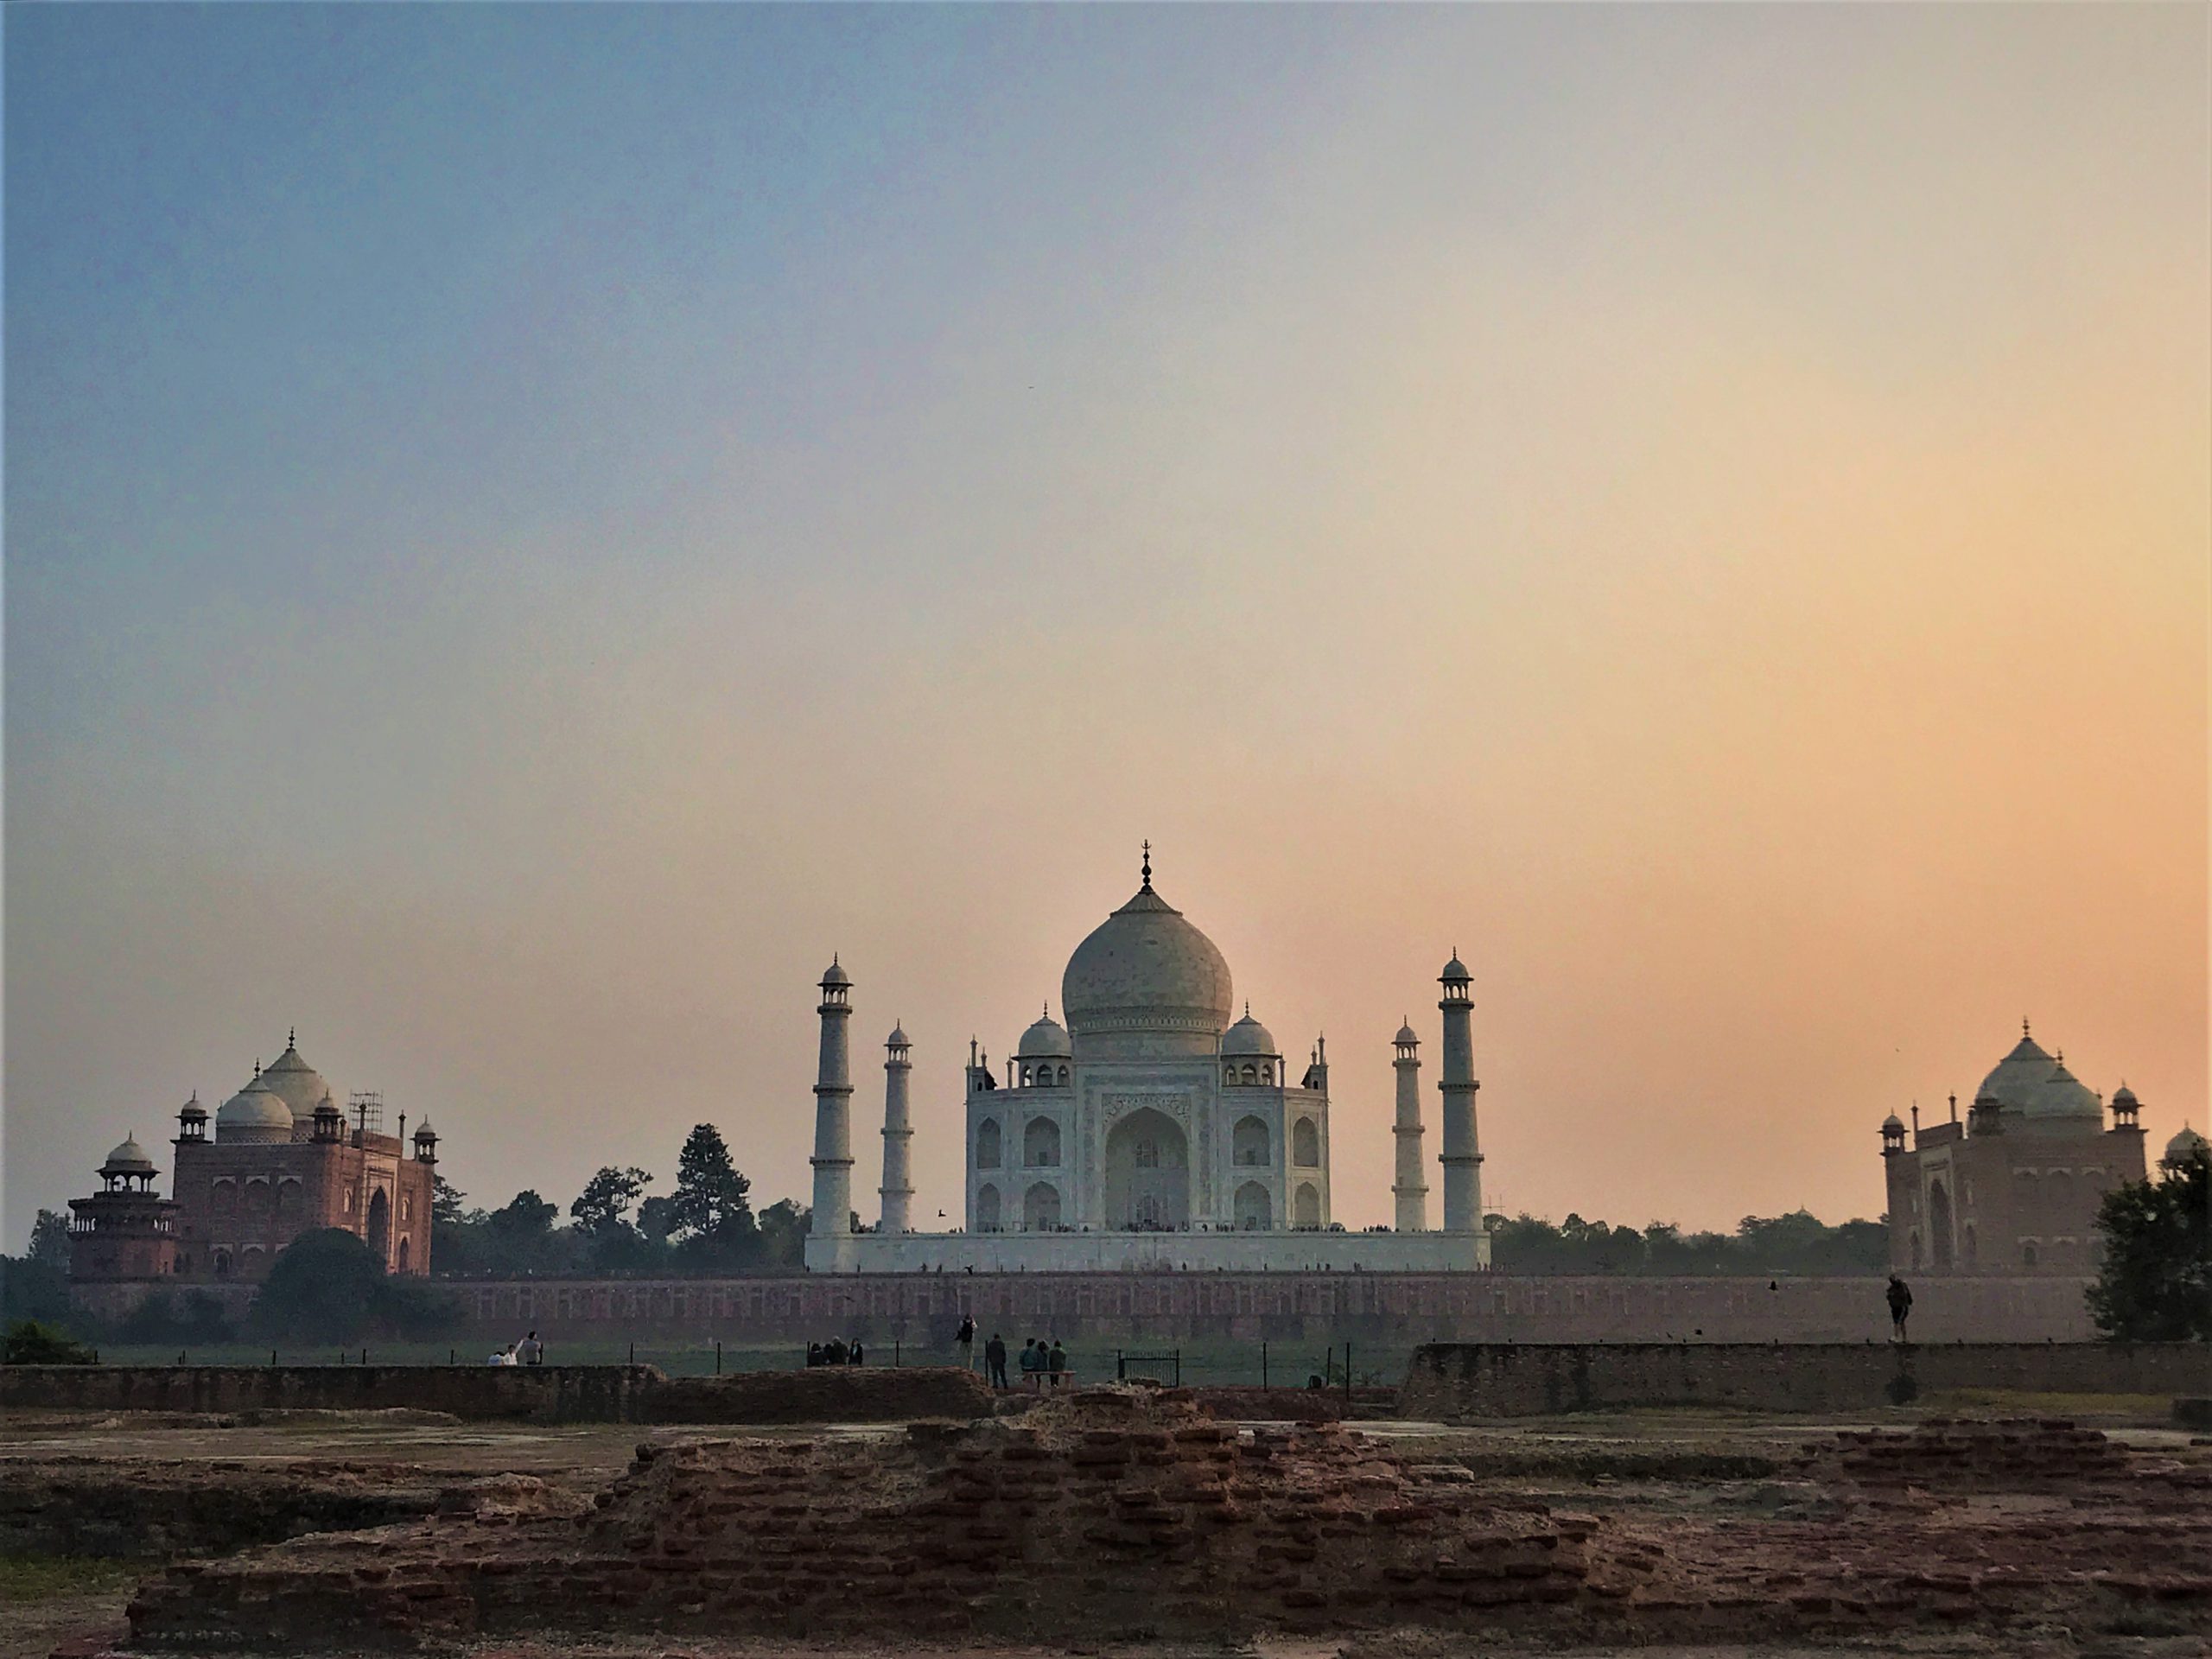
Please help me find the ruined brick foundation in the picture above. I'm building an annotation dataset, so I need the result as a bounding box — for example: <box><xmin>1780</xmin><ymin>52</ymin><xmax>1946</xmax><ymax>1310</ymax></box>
<box><xmin>125</xmin><ymin>1395</ymin><xmax>2212</xmax><ymax>1651</ymax></box>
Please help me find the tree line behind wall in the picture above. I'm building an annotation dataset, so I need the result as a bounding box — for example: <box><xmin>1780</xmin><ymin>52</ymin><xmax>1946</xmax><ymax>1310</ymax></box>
<box><xmin>1484</xmin><ymin>1210</ymin><xmax>1890</xmax><ymax>1275</ymax></box>
<box><xmin>434</xmin><ymin>1122</ymin><xmax>813</xmax><ymax>1277</ymax></box>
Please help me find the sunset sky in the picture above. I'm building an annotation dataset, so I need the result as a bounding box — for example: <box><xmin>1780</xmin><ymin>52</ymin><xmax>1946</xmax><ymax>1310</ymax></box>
<box><xmin>6</xmin><ymin>5</ymin><xmax>2206</xmax><ymax>1247</ymax></box>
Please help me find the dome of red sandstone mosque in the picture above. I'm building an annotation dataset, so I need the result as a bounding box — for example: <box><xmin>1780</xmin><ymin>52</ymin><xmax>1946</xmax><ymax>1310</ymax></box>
<box><xmin>257</xmin><ymin>1034</ymin><xmax>334</xmax><ymax>1122</ymax></box>
<box><xmin>216</xmin><ymin>1070</ymin><xmax>294</xmax><ymax>1141</ymax></box>
<box><xmin>1060</xmin><ymin>853</ymin><xmax>1233</xmax><ymax>1041</ymax></box>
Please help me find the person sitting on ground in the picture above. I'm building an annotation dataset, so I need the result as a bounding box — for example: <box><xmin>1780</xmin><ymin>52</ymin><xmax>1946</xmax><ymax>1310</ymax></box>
<box><xmin>806</xmin><ymin>1342</ymin><xmax>823</xmax><ymax>1367</ymax></box>
<box><xmin>489</xmin><ymin>1344</ymin><xmax>518</xmax><ymax>1366</ymax></box>
<box><xmin>1047</xmin><ymin>1338</ymin><xmax>1067</xmax><ymax>1388</ymax></box>
<box><xmin>984</xmin><ymin>1332</ymin><xmax>1009</xmax><ymax>1389</ymax></box>
<box><xmin>518</xmin><ymin>1330</ymin><xmax>543</xmax><ymax>1367</ymax></box>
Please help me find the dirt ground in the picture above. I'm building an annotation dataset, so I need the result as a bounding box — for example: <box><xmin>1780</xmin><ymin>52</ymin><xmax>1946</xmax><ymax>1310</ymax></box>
<box><xmin>6</xmin><ymin>1398</ymin><xmax>2208</xmax><ymax>1659</ymax></box>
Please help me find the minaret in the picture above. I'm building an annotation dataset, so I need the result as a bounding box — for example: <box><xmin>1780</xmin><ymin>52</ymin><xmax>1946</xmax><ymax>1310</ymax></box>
<box><xmin>1437</xmin><ymin>950</ymin><xmax>1483</xmax><ymax>1235</ymax></box>
<box><xmin>879</xmin><ymin>1023</ymin><xmax>914</xmax><ymax>1234</ymax></box>
<box><xmin>1391</xmin><ymin>1020</ymin><xmax>1427</xmax><ymax>1231</ymax></box>
<box><xmin>809</xmin><ymin>957</ymin><xmax>855</xmax><ymax>1241</ymax></box>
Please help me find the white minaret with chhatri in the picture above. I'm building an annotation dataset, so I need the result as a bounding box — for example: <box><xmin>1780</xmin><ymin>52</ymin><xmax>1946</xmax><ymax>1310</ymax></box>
<box><xmin>808</xmin><ymin>957</ymin><xmax>855</xmax><ymax>1244</ymax></box>
<box><xmin>879</xmin><ymin>1022</ymin><xmax>914</xmax><ymax>1234</ymax></box>
<box><xmin>1391</xmin><ymin>1019</ymin><xmax>1427</xmax><ymax>1231</ymax></box>
<box><xmin>1436</xmin><ymin>950</ymin><xmax>1483</xmax><ymax>1236</ymax></box>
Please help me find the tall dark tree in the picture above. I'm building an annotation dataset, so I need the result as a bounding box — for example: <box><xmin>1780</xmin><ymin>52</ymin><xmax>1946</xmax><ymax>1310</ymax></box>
<box><xmin>2088</xmin><ymin>1150</ymin><xmax>2211</xmax><ymax>1343</ymax></box>
<box><xmin>671</xmin><ymin>1125</ymin><xmax>754</xmax><ymax>1242</ymax></box>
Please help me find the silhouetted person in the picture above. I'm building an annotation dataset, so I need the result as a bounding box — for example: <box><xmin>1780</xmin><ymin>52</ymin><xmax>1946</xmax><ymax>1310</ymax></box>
<box><xmin>1047</xmin><ymin>1338</ymin><xmax>1066</xmax><ymax>1389</ymax></box>
<box><xmin>807</xmin><ymin>1343</ymin><xmax>823</xmax><ymax>1367</ymax></box>
<box><xmin>984</xmin><ymin>1332</ymin><xmax>1009</xmax><ymax>1389</ymax></box>
<box><xmin>955</xmin><ymin>1314</ymin><xmax>976</xmax><ymax>1370</ymax></box>
<box><xmin>1887</xmin><ymin>1274</ymin><xmax>1914</xmax><ymax>1342</ymax></box>
<box><xmin>849</xmin><ymin>1340</ymin><xmax>864</xmax><ymax>1366</ymax></box>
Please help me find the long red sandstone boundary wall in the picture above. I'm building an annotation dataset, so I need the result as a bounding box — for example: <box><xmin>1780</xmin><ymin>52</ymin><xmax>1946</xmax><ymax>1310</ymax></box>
<box><xmin>439</xmin><ymin>1271</ymin><xmax>2095</xmax><ymax>1343</ymax></box>
<box><xmin>1401</xmin><ymin>1341</ymin><xmax>2212</xmax><ymax>1419</ymax></box>
<box><xmin>69</xmin><ymin>1271</ymin><xmax>2101</xmax><ymax>1342</ymax></box>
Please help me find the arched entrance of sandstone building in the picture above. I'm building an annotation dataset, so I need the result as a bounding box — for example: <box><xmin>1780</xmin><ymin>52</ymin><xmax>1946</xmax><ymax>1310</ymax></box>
<box><xmin>1928</xmin><ymin>1179</ymin><xmax>1954</xmax><ymax>1270</ymax></box>
<box><xmin>1104</xmin><ymin>1107</ymin><xmax>1188</xmax><ymax>1230</ymax></box>
<box><xmin>1234</xmin><ymin>1179</ymin><xmax>1271</xmax><ymax>1231</ymax></box>
<box><xmin>397</xmin><ymin>1236</ymin><xmax>412</xmax><ymax>1272</ymax></box>
<box><xmin>367</xmin><ymin>1189</ymin><xmax>391</xmax><ymax>1264</ymax></box>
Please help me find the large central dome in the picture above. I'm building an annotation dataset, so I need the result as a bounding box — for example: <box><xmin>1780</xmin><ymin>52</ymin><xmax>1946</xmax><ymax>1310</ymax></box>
<box><xmin>1062</xmin><ymin>873</ymin><xmax>1234</xmax><ymax>1054</ymax></box>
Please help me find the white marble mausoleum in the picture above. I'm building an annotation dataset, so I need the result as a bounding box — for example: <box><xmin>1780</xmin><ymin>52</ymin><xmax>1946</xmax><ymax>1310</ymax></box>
<box><xmin>803</xmin><ymin>851</ymin><xmax>1491</xmax><ymax>1273</ymax></box>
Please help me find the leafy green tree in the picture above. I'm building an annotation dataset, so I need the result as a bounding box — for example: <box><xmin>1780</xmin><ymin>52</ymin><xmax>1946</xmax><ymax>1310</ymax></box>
<box><xmin>250</xmin><ymin>1230</ymin><xmax>458</xmax><ymax>1344</ymax></box>
<box><xmin>2088</xmin><ymin>1149</ymin><xmax>2210</xmax><ymax>1342</ymax></box>
<box><xmin>570</xmin><ymin>1169</ymin><xmax>651</xmax><ymax>1237</ymax></box>
<box><xmin>755</xmin><ymin>1199</ymin><xmax>810</xmax><ymax>1270</ymax></box>
<box><xmin>27</xmin><ymin>1210</ymin><xmax>73</xmax><ymax>1268</ymax></box>
<box><xmin>637</xmin><ymin>1195</ymin><xmax>678</xmax><ymax>1245</ymax></box>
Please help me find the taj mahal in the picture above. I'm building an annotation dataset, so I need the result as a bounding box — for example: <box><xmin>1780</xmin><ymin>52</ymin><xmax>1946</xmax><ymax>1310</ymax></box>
<box><xmin>804</xmin><ymin>849</ymin><xmax>1491</xmax><ymax>1273</ymax></box>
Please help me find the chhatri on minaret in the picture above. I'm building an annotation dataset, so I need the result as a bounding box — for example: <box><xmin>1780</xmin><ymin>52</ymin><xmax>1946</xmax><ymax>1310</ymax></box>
<box><xmin>803</xmin><ymin>849</ymin><xmax>1492</xmax><ymax>1273</ymax></box>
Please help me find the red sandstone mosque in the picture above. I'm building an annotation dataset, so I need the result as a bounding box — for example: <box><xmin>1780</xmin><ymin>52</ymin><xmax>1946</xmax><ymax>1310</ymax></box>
<box><xmin>67</xmin><ymin>1033</ymin><xmax>439</xmax><ymax>1300</ymax></box>
<box><xmin>1878</xmin><ymin>1020</ymin><xmax>2198</xmax><ymax>1275</ymax></box>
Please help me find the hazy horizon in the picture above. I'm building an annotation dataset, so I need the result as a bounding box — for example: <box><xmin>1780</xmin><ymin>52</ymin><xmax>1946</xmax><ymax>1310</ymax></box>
<box><xmin>6</xmin><ymin>4</ymin><xmax>2206</xmax><ymax>1249</ymax></box>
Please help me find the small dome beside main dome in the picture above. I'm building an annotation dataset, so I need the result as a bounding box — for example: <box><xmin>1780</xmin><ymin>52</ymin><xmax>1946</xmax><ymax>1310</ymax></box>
<box><xmin>2029</xmin><ymin>1058</ymin><xmax>2104</xmax><ymax>1126</ymax></box>
<box><xmin>1061</xmin><ymin>875</ymin><xmax>1234</xmax><ymax>1053</ymax></box>
<box><xmin>2165</xmin><ymin>1125</ymin><xmax>2209</xmax><ymax>1163</ymax></box>
<box><xmin>216</xmin><ymin>1072</ymin><xmax>294</xmax><ymax>1141</ymax></box>
<box><xmin>1221</xmin><ymin>1009</ymin><xmax>1277</xmax><ymax>1057</ymax></box>
<box><xmin>1017</xmin><ymin>1008</ymin><xmax>1071</xmax><ymax>1058</ymax></box>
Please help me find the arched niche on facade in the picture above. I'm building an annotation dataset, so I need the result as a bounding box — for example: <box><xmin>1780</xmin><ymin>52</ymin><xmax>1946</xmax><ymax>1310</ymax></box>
<box><xmin>1234</xmin><ymin>1179</ymin><xmax>1272</xmax><ymax>1231</ymax></box>
<box><xmin>1292</xmin><ymin>1118</ymin><xmax>1320</xmax><ymax>1168</ymax></box>
<box><xmin>1024</xmin><ymin>1116</ymin><xmax>1062</xmax><ymax>1168</ymax></box>
<box><xmin>1104</xmin><ymin>1107</ymin><xmax>1188</xmax><ymax>1232</ymax></box>
<box><xmin>1024</xmin><ymin>1181</ymin><xmax>1063</xmax><ymax>1231</ymax></box>
<box><xmin>1293</xmin><ymin>1182</ymin><xmax>1321</xmax><ymax>1230</ymax></box>
<box><xmin>975</xmin><ymin>1118</ymin><xmax>1001</xmax><ymax>1170</ymax></box>
<box><xmin>976</xmin><ymin>1183</ymin><xmax>1001</xmax><ymax>1232</ymax></box>
<box><xmin>1232</xmin><ymin>1115</ymin><xmax>1270</xmax><ymax>1167</ymax></box>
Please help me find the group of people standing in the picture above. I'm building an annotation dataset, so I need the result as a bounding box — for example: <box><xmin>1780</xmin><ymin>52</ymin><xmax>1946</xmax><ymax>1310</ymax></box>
<box><xmin>957</xmin><ymin>1316</ymin><xmax>1065</xmax><ymax>1389</ymax></box>
<box><xmin>806</xmin><ymin>1338</ymin><xmax>866</xmax><ymax>1365</ymax></box>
